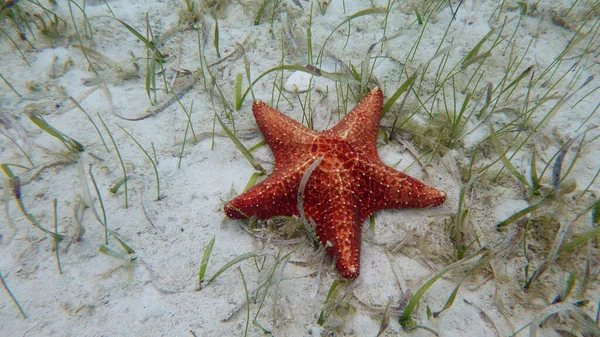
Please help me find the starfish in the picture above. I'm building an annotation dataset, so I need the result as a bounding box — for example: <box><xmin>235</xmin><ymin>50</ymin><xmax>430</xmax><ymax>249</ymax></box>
<box><xmin>224</xmin><ymin>87</ymin><xmax>446</xmax><ymax>279</ymax></box>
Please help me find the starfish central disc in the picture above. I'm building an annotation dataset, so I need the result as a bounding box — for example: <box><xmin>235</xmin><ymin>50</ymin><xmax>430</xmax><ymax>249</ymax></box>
<box><xmin>224</xmin><ymin>87</ymin><xmax>446</xmax><ymax>279</ymax></box>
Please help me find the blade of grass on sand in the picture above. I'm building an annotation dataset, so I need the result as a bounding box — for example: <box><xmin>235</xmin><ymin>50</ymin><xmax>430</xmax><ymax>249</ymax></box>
<box><xmin>0</xmin><ymin>73</ymin><xmax>22</xmax><ymax>97</ymax></box>
<box><xmin>399</xmin><ymin>267</ymin><xmax>452</xmax><ymax>328</ymax></box>
<box><xmin>97</xmin><ymin>113</ymin><xmax>128</xmax><ymax>208</ymax></box>
<box><xmin>235</xmin><ymin>73</ymin><xmax>243</xmax><ymax>111</ymax></box>
<box><xmin>99</xmin><ymin>245</ymin><xmax>132</xmax><ymax>260</ymax></box>
<box><xmin>0</xmin><ymin>26</ymin><xmax>31</xmax><ymax>67</ymax></box>
<box><xmin>213</xmin><ymin>16</ymin><xmax>220</xmax><ymax>58</ymax></box>
<box><xmin>198</xmin><ymin>235</ymin><xmax>215</xmax><ymax>288</ymax></box>
<box><xmin>68</xmin><ymin>0</ymin><xmax>98</xmax><ymax>75</ymax></box>
<box><xmin>496</xmin><ymin>195</ymin><xmax>550</xmax><ymax>229</ymax></box>
<box><xmin>461</xmin><ymin>28</ymin><xmax>495</xmax><ymax>67</ymax></box>
<box><xmin>1</xmin><ymin>165</ymin><xmax>64</xmax><ymax>241</ymax></box>
<box><xmin>0</xmin><ymin>132</ymin><xmax>34</xmax><ymax>167</ymax></box>
<box><xmin>318</xmin><ymin>279</ymin><xmax>341</xmax><ymax>325</ymax></box>
<box><xmin>29</xmin><ymin>112</ymin><xmax>84</xmax><ymax>153</ymax></box>
<box><xmin>557</xmin><ymin>223</ymin><xmax>600</xmax><ymax>255</ymax></box>
<box><xmin>238</xmin><ymin>267</ymin><xmax>250</xmax><ymax>337</ymax></box>
<box><xmin>0</xmin><ymin>272</ymin><xmax>27</xmax><ymax>319</ymax></box>
<box><xmin>205</xmin><ymin>251</ymin><xmax>264</xmax><ymax>287</ymax></box>
<box><xmin>236</xmin><ymin>64</ymin><xmax>306</xmax><ymax>110</ymax></box>
<box><xmin>53</xmin><ymin>198</ymin><xmax>63</xmax><ymax>274</ymax></box>
<box><xmin>382</xmin><ymin>72</ymin><xmax>417</xmax><ymax>116</ymax></box>
<box><xmin>112</xmin><ymin>232</ymin><xmax>136</xmax><ymax>255</ymax></box>
<box><xmin>104</xmin><ymin>15</ymin><xmax>166</xmax><ymax>103</ymax></box>
<box><xmin>243</xmin><ymin>171</ymin><xmax>264</xmax><ymax>192</ymax></box>
<box><xmin>89</xmin><ymin>165</ymin><xmax>108</xmax><ymax>244</ymax></box>
<box><xmin>216</xmin><ymin>114</ymin><xmax>265</xmax><ymax>174</ymax></box>
<box><xmin>489</xmin><ymin>124</ymin><xmax>530</xmax><ymax>189</ymax></box>
<box><xmin>69</xmin><ymin>96</ymin><xmax>110</xmax><ymax>152</ymax></box>
<box><xmin>106</xmin><ymin>16</ymin><xmax>165</xmax><ymax>61</ymax></box>
<box><xmin>316</xmin><ymin>7</ymin><xmax>388</xmax><ymax>64</ymax></box>
<box><xmin>399</xmin><ymin>250</ymin><xmax>488</xmax><ymax>328</ymax></box>
<box><xmin>117</xmin><ymin>124</ymin><xmax>161</xmax><ymax>200</ymax></box>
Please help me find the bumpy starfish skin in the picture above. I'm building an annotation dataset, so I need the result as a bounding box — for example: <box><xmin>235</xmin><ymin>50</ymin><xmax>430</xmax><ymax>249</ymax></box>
<box><xmin>224</xmin><ymin>87</ymin><xmax>447</xmax><ymax>279</ymax></box>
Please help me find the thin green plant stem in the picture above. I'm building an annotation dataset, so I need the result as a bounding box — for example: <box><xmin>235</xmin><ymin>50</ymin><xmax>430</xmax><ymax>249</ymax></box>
<box><xmin>68</xmin><ymin>0</ymin><xmax>98</xmax><ymax>75</ymax></box>
<box><xmin>112</xmin><ymin>233</ymin><xmax>135</xmax><ymax>254</ymax></box>
<box><xmin>77</xmin><ymin>0</ymin><xmax>93</xmax><ymax>38</ymax></box>
<box><xmin>318</xmin><ymin>279</ymin><xmax>341</xmax><ymax>325</ymax></box>
<box><xmin>252</xmin><ymin>250</ymin><xmax>294</xmax><ymax>329</ymax></box>
<box><xmin>102</xmin><ymin>0</ymin><xmax>116</xmax><ymax>17</ymax></box>
<box><xmin>238</xmin><ymin>267</ymin><xmax>250</xmax><ymax>337</ymax></box>
<box><xmin>254</xmin><ymin>0</ymin><xmax>270</xmax><ymax>25</ymax></box>
<box><xmin>496</xmin><ymin>195</ymin><xmax>551</xmax><ymax>229</ymax></box>
<box><xmin>579</xmin><ymin>166</ymin><xmax>600</xmax><ymax>197</ymax></box>
<box><xmin>558</xmin><ymin>223</ymin><xmax>600</xmax><ymax>256</ymax></box>
<box><xmin>533</xmin><ymin>21</ymin><xmax>591</xmax><ymax>87</ymax></box>
<box><xmin>215</xmin><ymin>114</ymin><xmax>265</xmax><ymax>174</ymax></box>
<box><xmin>105</xmin><ymin>16</ymin><xmax>165</xmax><ymax>61</ymax></box>
<box><xmin>307</xmin><ymin>4</ymin><xmax>314</xmax><ymax>64</ymax></box>
<box><xmin>315</xmin><ymin>7</ymin><xmax>388</xmax><ymax>65</ymax></box>
<box><xmin>454</xmin><ymin>187</ymin><xmax>467</xmax><ymax>260</ymax></box>
<box><xmin>0</xmin><ymin>132</ymin><xmax>34</xmax><ymax>167</ymax></box>
<box><xmin>213</xmin><ymin>16</ymin><xmax>220</xmax><ymax>58</ymax></box>
<box><xmin>146</xmin><ymin>13</ymin><xmax>168</xmax><ymax>104</ymax></box>
<box><xmin>29</xmin><ymin>112</ymin><xmax>84</xmax><ymax>153</ymax></box>
<box><xmin>205</xmin><ymin>251</ymin><xmax>264</xmax><ymax>287</ymax></box>
<box><xmin>399</xmin><ymin>249</ymin><xmax>488</xmax><ymax>327</ymax></box>
<box><xmin>571</xmin><ymin>82</ymin><xmax>599</xmax><ymax>109</ymax></box>
<box><xmin>480</xmin><ymin>93</ymin><xmax>567</xmax><ymax>177</ymax></box>
<box><xmin>405</xmin><ymin>1</ymin><xmax>441</xmax><ymax>63</ymax></box>
<box><xmin>151</xmin><ymin>142</ymin><xmax>158</xmax><ymax>164</ymax></box>
<box><xmin>0</xmin><ymin>26</ymin><xmax>31</xmax><ymax>66</ymax></box>
<box><xmin>575</xmin><ymin>102</ymin><xmax>599</xmax><ymax>133</ymax></box>
<box><xmin>269</xmin><ymin>0</ymin><xmax>283</xmax><ymax>28</ymax></box>
<box><xmin>104</xmin><ymin>15</ymin><xmax>166</xmax><ymax>103</ymax></box>
<box><xmin>53</xmin><ymin>198</ymin><xmax>63</xmax><ymax>274</ymax></box>
<box><xmin>0</xmin><ymin>73</ymin><xmax>21</xmax><ymax>97</ymax></box>
<box><xmin>197</xmin><ymin>29</ymin><xmax>208</xmax><ymax>90</ymax></box>
<box><xmin>243</xmin><ymin>55</ymin><xmax>256</xmax><ymax>103</ymax></box>
<box><xmin>0</xmin><ymin>272</ymin><xmax>27</xmax><ymax>319</ymax></box>
<box><xmin>97</xmin><ymin>113</ymin><xmax>128</xmax><ymax>208</ymax></box>
<box><xmin>382</xmin><ymin>72</ymin><xmax>417</xmax><ymax>116</ymax></box>
<box><xmin>1</xmin><ymin>165</ymin><xmax>64</xmax><ymax>240</ymax></box>
<box><xmin>69</xmin><ymin>97</ymin><xmax>110</xmax><ymax>152</ymax></box>
<box><xmin>198</xmin><ymin>235</ymin><xmax>215</xmax><ymax>288</ymax></box>
<box><xmin>237</xmin><ymin>65</ymin><xmax>315</xmax><ymax>110</ymax></box>
<box><xmin>489</xmin><ymin>124</ymin><xmax>531</xmax><ymax>188</ymax></box>
<box><xmin>417</xmin><ymin>10</ymin><xmax>455</xmax><ymax>94</ymax></box>
<box><xmin>30</xmin><ymin>0</ymin><xmax>67</xmax><ymax>26</ymax></box>
<box><xmin>554</xmin><ymin>131</ymin><xmax>595</xmax><ymax>190</ymax></box>
<box><xmin>380</xmin><ymin>0</ymin><xmax>395</xmax><ymax>49</ymax></box>
<box><xmin>235</xmin><ymin>73</ymin><xmax>243</xmax><ymax>110</ymax></box>
<box><xmin>178</xmin><ymin>101</ymin><xmax>194</xmax><ymax>169</ymax></box>
<box><xmin>89</xmin><ymin>165</ymin><xmax>108</xmax><ymax>244</ymax></box>
<box><xmin>117</xmin><ymin>124</ymin><xmax>161</xmax><ymax>200</ymax></box>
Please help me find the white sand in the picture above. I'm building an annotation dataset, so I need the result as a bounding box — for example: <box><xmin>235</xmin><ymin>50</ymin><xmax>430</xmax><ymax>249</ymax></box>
<box><xmin>1</xmin><ymin>1</ymin><xmax>599</xmax><ymax>336</ymax></box>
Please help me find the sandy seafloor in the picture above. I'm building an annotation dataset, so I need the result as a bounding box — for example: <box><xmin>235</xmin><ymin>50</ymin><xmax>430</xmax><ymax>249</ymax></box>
<box><xmin>1</xmin><ymin>0</ymin><xmax>599</xmax><ymax>336</ymax></box>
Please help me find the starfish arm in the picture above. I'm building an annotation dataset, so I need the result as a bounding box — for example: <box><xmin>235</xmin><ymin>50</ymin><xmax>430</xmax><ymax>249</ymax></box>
<box><xmin>327</xmin><ymin>87</ymin><xmax>383</xmax><ymax>162</ymax></box>
<box><xmin>304</xmin><ymin>173</ymin><xmax>364</xmax><ymax>279</ymax></box>
<box><xmin>307</xmin><ymin>200</ymin><xmax>364</xmax><ymax>279</ymax></box>
<box><xmin>358</xmin><ymin>159</ymin><xmax>447</xmax><ymax>215</ymax></box>
<box><xmin>224</xmin><ymin>169</ymin><xmax>302</xmax><ymax>220</ymax></box>
<box><xmin>253</xmin><ymin>100</ymin><xmax>317</xmax><ymax>169</ymax></box>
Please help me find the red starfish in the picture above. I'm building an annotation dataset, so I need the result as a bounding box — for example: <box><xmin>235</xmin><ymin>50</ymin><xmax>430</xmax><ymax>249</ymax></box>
<box><xmin>225</xmin><ymin>87</ymin><xmax>446</xmax><ymax>279</ymax></box>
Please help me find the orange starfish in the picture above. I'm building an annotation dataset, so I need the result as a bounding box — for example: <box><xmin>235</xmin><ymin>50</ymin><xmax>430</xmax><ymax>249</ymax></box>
<box><xmin>225</xmin><ymin>87</ymin><xmax>446</xmax><ymax>279</ymax></box>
